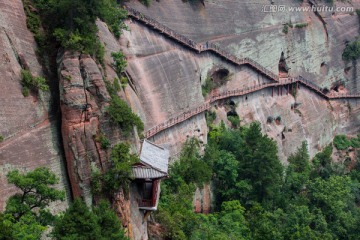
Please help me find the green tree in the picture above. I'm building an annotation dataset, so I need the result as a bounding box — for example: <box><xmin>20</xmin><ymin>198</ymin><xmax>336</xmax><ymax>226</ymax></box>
<box><xmin>92</xmin><ymin>200</ymin><xmax>128</xmax><ymax>239</ymax></box>
<box><xmin>308</xmin><ymin>175</ymin><xmax>355</xmax><ymax>238</ymax></box>
<box><xmin>53</xmin><ymin>199</ymin><xmax>101</xmax><ymax>240</ymax></box>
<box><xmin>284</xmin><ymin>141</ymin><xmax>311</xmax><ymax>204</ymax></box>
<box><xmin>240</xmin><ymin>122</ymin><xmax>284</xmax><ymax>206</ymax></box>
<box><xmin>103</xmin><ymin>143</ymin><xmax>139</xmax><ymax>194</ymax></box>
<box><xmin>53</xmin><ymin>199</ymin><xmax>128</xmax><ymax>240</ymax></box>
<box><xmin>212</xmin><ymin>150</ymin><xmax>239</xmax><ymax>202</ymax></box>
<box><xmin>5</xmin><ymin>167</ymin><xmax>65</xmax><ymax>222</ymax></box>
<box><xmin>311</xmin><ymin>145</ymin><xmax>334</xmax><ymax>179</ymax></box>
<box><xmin>0</xmin><ymin>168</ymin><xmax>64</xmax><ymax>239</ymax></box>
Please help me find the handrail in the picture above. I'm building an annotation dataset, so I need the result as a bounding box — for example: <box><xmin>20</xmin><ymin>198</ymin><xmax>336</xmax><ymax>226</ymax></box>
<box><xmin>123</xmin><ymin>6</ymin><xmax>360</xmax><ymax>138</ymax></box>
<box><xmin>125</xmin><ymin>6</ymin><xmax>279</xmax><ymax>82</ymax></box>
<box><xmin>144</xmin><ymin>77</ymin><xmax>360</xmax><ymax>138</ymax></box>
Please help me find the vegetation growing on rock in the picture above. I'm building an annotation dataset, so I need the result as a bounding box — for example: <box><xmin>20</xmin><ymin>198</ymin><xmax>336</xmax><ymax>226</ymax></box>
<box><xmin>20</xmin><ymin>69</ymin><xmax>49</xmax><ymax>96</ymax></box>
<box><xmin>53</xmin><ymin>199</ymin><xmax>127</xmax><ymax>239</ymax></box>
<box><xmin>156</xmin><ymin>122</ymin><xmax>360</xmax><ymax>239</ymax></box>
<box><xmin>343</xmin><ymin>38</ymin><xmax>360</xmax><ymax>61</ymax></box>
<box><xmin>333</xmin><ymin>134</ymin><xmax>360</xmax><ymax>150</ymax></box>
<box><xmin>26</xmin><ymin>0</ymin><xmax>127</xmax><ymax>63</ymax></box>
<box><xmin>0</xmin><ymin>168</ymin><xmax>65</xmax><ymax>239</ymax></box>
<box><xmin>91</xmin><ymin>143</ymin><xmax>139</xmax><ymax>196</ymax></box>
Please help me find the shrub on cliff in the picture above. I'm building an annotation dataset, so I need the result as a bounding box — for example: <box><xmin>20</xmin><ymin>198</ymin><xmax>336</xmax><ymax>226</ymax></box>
<box><xmin>112</xmin><ymin>51</ymin><xmax>127</xmax><ymax>76</ymax></box>
<box><xmin>333</xmin><ymin>135</ymin><xmax>352</xmax><ymax>150</ymax></box>
<box><xmin>343</xmin><ymin>39</ymin><xmax>360</xmax><ymax>61</ymax></box>
<box><xmin>91</xmin><ymin>143</ymin><xmax>139</xmax><ymax>195</ymax></box>
<box><xmin>31</xmin><ymin>0</ymin><xmax>127</xmax><ymax>61</ymax></box>
<box><xmin>21</xmin><ymin>69</ymin><xmax>49</xmax><ymax>96</ymax></box>
<box><xmin>103</xmin><ymin>143</ymin><xmax>139</xmax><ymax>194</ymax></box>
<box><xmin>106</xmin><ymin>96</ymin><xmax>144</xmax><ymax>134</ymax></box>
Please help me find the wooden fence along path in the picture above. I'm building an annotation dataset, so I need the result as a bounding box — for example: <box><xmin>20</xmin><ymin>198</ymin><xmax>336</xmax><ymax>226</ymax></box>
<box><xmin>124</xmin><ymin>6</ymin><xmax>360</xmax><ymax>138</ymax></box>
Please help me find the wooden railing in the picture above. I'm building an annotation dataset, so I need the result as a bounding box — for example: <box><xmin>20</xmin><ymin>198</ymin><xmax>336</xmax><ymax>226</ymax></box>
<box><xmin>123</xmin><ymin>6</ymin><xmax>360</xmax><ymax>138</ymax></box>
<box><xmin>144</xmin><ymin>77</ymin><xmax>360</xmax><ymax>138</ymax></box>
<box><xmin>125</xmin><ymin>6</ymin><xmax>279</xmax><ymax>82</ymax></box>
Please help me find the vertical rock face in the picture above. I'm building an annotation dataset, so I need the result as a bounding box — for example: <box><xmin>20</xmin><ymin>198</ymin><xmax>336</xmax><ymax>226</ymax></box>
<box><xmin>126</xmin><ymin>0</ymin><xmax>360</xmax><ymax>91</ymax></box>
<box><xmin>119</xmin><ymin>1</ymin><xmax>360</xmax><ymax>160</ymax></box>
<box><xmin>0</xmin><ymin>0</ymin><xmax>70</xmax><ymax>212</ymax></box>
<box><xmin>58</xmin><ymin>52</ymin><xmax>111</xmax><ymax>204</ymax></box>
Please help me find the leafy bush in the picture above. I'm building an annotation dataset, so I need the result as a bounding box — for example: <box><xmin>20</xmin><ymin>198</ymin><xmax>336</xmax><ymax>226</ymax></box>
<box><xmin>95</xmin><ymin>133</ymin><xmax>111</xmax><ymax>149</ymax></box>
<box><xmin>106</xmin><ymin>96</ymin><xmax>144</xmax><ymax>134</ymax></box>
<box><xmin>0</xmin><ymin>135</ymin><xmax>3</xmax><ymax>142</ymax></box>
<box><xmin>282</xmin><ymin>22</ymin><xmax>293</xmax><ymax>34</ymax></box>
<box><xmin>91</xmin><ymin>143</ymin><xmax>139</xmax><ymax>195</ymax></box>
<box><xmin>112</xmin><ymin>51</ymin><xmax>127</xmax><ymax>76</ymax></box>
<box><xmin>351</xmin><ymin>135</ymin><xmax>360</xmax><ymax>148</ymax></box>
<box><xmin>202</xmin><ymin>76</ymin><xmax>216</xmax><ymax>97</ymax></box>
<box><xmin>120</xmin><ymin>76</ymin><xmax>128</xmax><ymax>88</ymax></box>
<box><xmin>334</xmin><ymin>134</ymin><xmax>360</xmax><ymax>150</ymax></box>
<box><xmin>205</xmin><ymin>111</ymin><xmax>217</xmax><ymax>126</ymax></box>
<box><xmin>20</xmin><ymin>70</ymin><xmax>49</xmax><ymax>96</ymax></box>
<box><xmin>333</xmin><ymin>135</ymin><xmax>352</xmax><ymax>150</ymax></box>
<box><xmin>103</xmin><ymin>143</ymin><xmax>139</xmax><ymax>194</ymax></box>
<box><xmin>97</xmin><ymin>0</ymin><xmax>128</xmax><ymax>39</ymax></box>
<box><xmin>295</xmin><ymin>23</ymin><xmax>308</xmax><ymax>28</ymax></box>
<box><xmin>283</xmin><ymin>25</ymin><xmax>289</xmax><ymax>34</ymax></box>
<box><xmin>343</xmin><ymin>39</ymin><xmax>360</xmax><ymax>61</ymax></box>
<box><xmin>227</xmin><ymin>115</ymin><xmax>240</xmax><ymax>128</ymax></box>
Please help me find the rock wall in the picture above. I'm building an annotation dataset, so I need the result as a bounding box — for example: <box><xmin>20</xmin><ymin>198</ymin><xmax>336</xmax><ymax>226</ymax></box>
<box><xmin>121</xmin><ymin>0</ymin><xmax>360</xmax><ymax>160</ymax></box>
<box><xmin>0</xmin><ymin>0</ymin><xmax>70</xmax><ymax>212</ymax></box>
<box><xmin>126</xmin><ymin>0</ymin><xmax>360</xmax><ymax>91</ymax></box>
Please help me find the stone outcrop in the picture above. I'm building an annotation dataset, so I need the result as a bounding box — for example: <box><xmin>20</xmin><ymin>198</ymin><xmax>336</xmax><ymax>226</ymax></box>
<box><xmin>0</xmin><ymin>0</ymin><xmax>70</xmax><ymax>212</ymax></box>
<box><xmin>59</xmin><ymin>52</ymin><xmax>106</xmax><ymax>204</ymax></box>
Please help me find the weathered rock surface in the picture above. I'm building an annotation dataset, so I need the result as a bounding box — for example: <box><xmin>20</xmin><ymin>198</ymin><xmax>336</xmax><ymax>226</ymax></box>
<box><xmin>0</xmin><ymin>0</ymin><xmax>70</xmax><ymax>212</ymax></box>
<box><xmin>126</xmin><ymin>0</ymin><xmax>360</xmax><ymax>92</ymax></box>
<box><xmin>120</xmin><ymin>0</ymin><xmax>360</xmax><ymax>160</ymax></box>
<box><xmin>59</xmin><ymin>51</ymin><xmax>113</xmax><ymax>205</ymax></box>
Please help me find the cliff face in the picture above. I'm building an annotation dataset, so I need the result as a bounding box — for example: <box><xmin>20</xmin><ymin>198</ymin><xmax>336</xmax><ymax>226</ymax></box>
<box><xmin>126</xmin><ymin>0</ymin><xmax>360</xmax><ymax>91</ymax></box>
<box><xmin>120</xmin><ymin>0</ymin><xmax>360</xmax><ymax>160</ymax></box>
<box><xmin>0</xmin><ymin>0</ymin><xmax>70</xmax><ymax>212</ymax></box>
<box><xmin>1</xmin><ymin>0</ymin><xmax>360</xmax><ymax>239</ymax></box>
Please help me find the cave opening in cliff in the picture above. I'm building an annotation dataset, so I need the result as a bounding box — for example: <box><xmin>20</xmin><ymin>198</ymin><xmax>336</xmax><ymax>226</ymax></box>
<box><xmin>227</xmin><ymin>110</ymin><xmax>238</xmax><ymax>117</ymax></box>
<box><xmin>211</xmin><ymin>68</ymin><xmax>230</xmax><ymax>85</ymax></box>
<box><xmin>278</xmin><ymin>52</ymin><xmax>290</xmax><ymax>78</ymax></box>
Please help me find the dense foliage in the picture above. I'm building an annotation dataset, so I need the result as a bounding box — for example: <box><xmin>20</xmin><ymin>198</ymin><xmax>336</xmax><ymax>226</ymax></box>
<box><xmin>24</xmin><ymin>0</ymin><xmax>127</xmax><ymax>62</ymax></box>
<box><xmin>156</xmin><ymin>122</ymin><xmax>360</xmax><ymax>239</ymax></box>
<box><xmin>53</xmin><ymin>199</ymin><xmax>128</xmax><ymax>240</ymax></box>
<box><xmin>0</xmin><ymin>168</ymin><xmax>65</xmax><ymax>239</ymax></box>
<box><xmin>91</xmin><ymin>143</ymin><xmax>139</xmax><ymax>196</ymax></box>
<box><xmin>343</xmin><ymin>38</ymin><xmax>360</xmax><ymax>61</ymax></box>
<box><xmin>20</xmin><ymin>69</ymin><xmax>49</xmax><ymax>96</ymax></box>
<box><xmin>333</xmin><ymin>134</ymin><xmax>360</xmax><ymax>150</ymax></box>
<box><xmin>105</xmin><ymin>81</ymin><xmax>144</xmax><ymax>134</ymax></box>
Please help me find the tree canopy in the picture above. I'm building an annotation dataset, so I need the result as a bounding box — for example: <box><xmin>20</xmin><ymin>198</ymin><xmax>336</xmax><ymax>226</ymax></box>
<box><xmin>155</xmin><ymin>122</ymin><xmax>360</xmax><ymax>239</ymax></box>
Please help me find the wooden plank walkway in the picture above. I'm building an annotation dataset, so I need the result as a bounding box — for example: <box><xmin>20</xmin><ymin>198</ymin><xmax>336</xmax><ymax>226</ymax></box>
<box><xmin>123</xmin><ymin>6</ymin><xmax>360</xmax><ymax>139</ymax></box>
